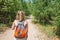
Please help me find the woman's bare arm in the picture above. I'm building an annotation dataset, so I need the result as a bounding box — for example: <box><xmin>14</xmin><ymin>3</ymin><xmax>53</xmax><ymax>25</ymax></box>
<box><xmin>25</xmin><ymin>21</ymin><xmax>28</xmax><ymax>33</ymax></box>
<box><xmin>11</xmin><ymin>20</ymin><xmax>15</xmax><ymax>30</ymax></box>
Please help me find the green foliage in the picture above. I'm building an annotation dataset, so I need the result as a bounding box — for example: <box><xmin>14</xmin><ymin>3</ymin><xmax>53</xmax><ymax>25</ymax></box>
<box><xmin>55</xmin><ymin>16</ymin><xmax>60</xmax><ymax>27</ymax></box>
<box><xmin>30</xmin><ymin>0</ymin><xmax>60</xmax><ymax>37</ymax></box>
<box><xmin>0</xmin><ymin>23</ymin><xmax>6</xmax><ymax>27</ymax></box>
<box><xmin>0</xmin><ymin>0</ymin><xmax>31</xmax><ymax>24</ymax></box>
<box><xmin>30</xmin><ymin>0</ymin><xmax>60</xmax><ymax>24</ymax></box>
<box><xmin>55</xmin><ymin>16</ymin><xmax>60</xmax><ymax>37</ymax></box>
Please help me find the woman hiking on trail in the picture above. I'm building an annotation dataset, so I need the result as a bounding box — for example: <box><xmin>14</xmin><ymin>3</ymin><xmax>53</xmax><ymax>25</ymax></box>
<box><xmin>11</xmin><ymin>11</ymin><xmax>28</xmax><ymax>40</ymax></box>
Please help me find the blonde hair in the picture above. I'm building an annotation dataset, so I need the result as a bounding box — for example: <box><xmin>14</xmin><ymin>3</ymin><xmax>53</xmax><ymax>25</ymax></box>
<box><xmin>16</xmin><ymin>11</ymin><xmax>25</xmax><ymax>21</ymax></box>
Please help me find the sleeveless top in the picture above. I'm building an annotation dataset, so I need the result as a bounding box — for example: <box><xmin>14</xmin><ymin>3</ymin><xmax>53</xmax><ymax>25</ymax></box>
<box><xmin>13</xmin><ymin>19</ymin><xmax>28</xmax><ymax>34</ymax></box>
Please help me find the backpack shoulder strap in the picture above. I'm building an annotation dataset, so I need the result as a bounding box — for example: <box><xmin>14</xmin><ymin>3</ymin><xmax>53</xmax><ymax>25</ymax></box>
<box><xmin>16</xmin><ymin>20</ymin><xmax>26</xmax><ymax>31</ymax></box>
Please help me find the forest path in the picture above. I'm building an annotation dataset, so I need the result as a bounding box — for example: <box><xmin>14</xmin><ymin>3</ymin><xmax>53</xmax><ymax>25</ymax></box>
<box><xmin>0</xmin><ymin>17</ymin><xmax>49</xmax><ymax>40</ymax></box>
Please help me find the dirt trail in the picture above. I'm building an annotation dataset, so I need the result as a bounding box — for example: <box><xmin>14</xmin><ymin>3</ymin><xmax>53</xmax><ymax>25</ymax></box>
<box><xmin>0</xmin><ymin>18</ymin><xmax>49</xmax><ymax>40</ymax></box>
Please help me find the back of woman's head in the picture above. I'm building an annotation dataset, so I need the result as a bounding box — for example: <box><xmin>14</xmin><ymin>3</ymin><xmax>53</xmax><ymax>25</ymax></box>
<box><xmin>16</xmin><ymin>11</ymin><xmax>25</xmax><ymax>21</ymax></box>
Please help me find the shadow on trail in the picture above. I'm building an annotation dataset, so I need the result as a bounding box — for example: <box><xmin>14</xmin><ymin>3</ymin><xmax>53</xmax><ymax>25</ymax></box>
<box><xmin>56</xmin><ymin>27</ymin><xmax>60</xmax><ymax>39</ymax></box>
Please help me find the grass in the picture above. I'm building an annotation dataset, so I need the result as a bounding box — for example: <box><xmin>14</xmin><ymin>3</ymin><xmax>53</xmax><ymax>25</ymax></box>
<box><xmin>42</xmin><ymin>25</ymin><xmax>57</xmax><ymax>37</ymax></box>
<box><xmin>32</xmin><ymin>19</ymin><xmax>57</xmax><ymax>37</ymax></box>
<box><xmin>0</xmin><ymin>23</ymin><xmax>9</xmax><ymax>33</ymax></box>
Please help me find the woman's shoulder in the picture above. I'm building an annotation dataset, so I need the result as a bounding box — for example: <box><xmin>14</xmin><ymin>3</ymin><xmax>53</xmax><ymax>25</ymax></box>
<box><xmin>24</xmin><ymin>19</ymin><xmax>28</xmax><ymax>24</ymax></box>
<box><xmin>13</xmin><ymin>20</ymin><xmax>19</xmax><ymax>24</ymax></box>
<box><xmin>13</xmin><ymin>20</ymin><xmax>17</xmax><ymax>22</ymax></box>
<box><xmin>13</xmin><ymin>20</ymin><xmax>19</xmax><ymax>26</ymax></box>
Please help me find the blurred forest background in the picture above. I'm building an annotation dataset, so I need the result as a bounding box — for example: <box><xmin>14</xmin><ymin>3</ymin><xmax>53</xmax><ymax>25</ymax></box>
<box><xmin>0</xmin><ymin>0</ymin><xmax>60</xmax><ymax>39</ymax></box>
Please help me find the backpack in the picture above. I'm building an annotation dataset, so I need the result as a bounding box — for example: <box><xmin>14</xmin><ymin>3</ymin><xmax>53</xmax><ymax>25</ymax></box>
<box><xmin>14</xmin><ymin>20</ymin><xmax>26</xmax><ymax>38</ymax></box>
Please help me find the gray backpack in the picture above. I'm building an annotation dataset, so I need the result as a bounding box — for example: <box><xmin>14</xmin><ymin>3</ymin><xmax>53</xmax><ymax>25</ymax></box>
<box><xmin>16</xmin><ymin>20</ymin><xmax>26</xmax><ymax>37</ymax></box>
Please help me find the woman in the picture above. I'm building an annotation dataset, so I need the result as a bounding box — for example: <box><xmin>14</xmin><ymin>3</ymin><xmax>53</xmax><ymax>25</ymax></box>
<box><xmin>11</xmin><ymin>11</ymin><xmax>28</xmax><ymax>40</ymax></box>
